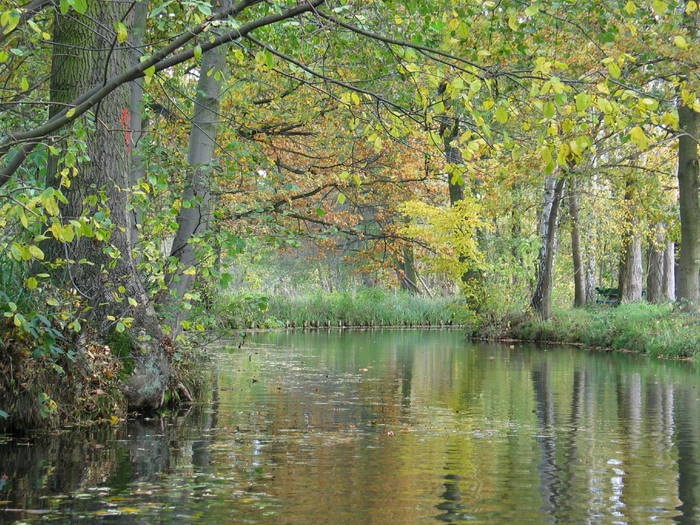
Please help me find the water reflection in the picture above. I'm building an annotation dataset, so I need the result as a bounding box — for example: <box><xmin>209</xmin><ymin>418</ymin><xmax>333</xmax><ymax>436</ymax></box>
<box><xmin>1</xmin><ymin>330</ymin><xmax>700</xmax><ymax>523</ymax></box>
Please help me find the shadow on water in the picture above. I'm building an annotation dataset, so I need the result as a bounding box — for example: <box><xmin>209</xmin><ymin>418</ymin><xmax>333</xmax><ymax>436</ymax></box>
<box><xmin>2</xmin><ymin>331</ymin><xmax>700</xmax><ymax>524</ymax></box>
<box><xmin>0</xmin><ymin>378</ymin><xmax>220</xmax><ymax>524</ymax></box>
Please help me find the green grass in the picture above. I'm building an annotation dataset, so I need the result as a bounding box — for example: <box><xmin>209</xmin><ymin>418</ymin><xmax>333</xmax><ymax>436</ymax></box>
<box><xmin>216</xmin><ymin>288</ymin><xmax>474</xmax><ymax>329</ymax></box>
<box><xmin>508</xmin><ymin>303</ymin><xmax>700</xmax><ymax>359</ymax></box>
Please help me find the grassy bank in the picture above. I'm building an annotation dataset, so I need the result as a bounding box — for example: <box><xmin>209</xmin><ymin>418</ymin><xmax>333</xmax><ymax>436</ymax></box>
<box><xmin>500</xmin><ymin>304</ymin><xmax>700</xmax><ymax>359</ymax></box>
<box><xmin>215</xmin><ymin>288</ymin><xmax>472</xmax><ymax>329</ymax></box>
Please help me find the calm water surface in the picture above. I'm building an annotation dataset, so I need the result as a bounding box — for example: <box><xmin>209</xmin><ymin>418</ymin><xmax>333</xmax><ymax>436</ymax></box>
<box><xmin>2</xmin><ymin>330</ymin><xmax>700</xmax><ymax>524</ymax></box>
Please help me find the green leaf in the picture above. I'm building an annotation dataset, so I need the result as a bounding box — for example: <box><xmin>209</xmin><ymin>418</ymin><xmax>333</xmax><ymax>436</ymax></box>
<box><xmin>607</xmin><ymin>62</ymin><xmax>621</xmax><ymax>79</ymax></box>
<box><xmin>524</xmin><ymin>4</ymin><xmax>540</xmax><ymax>16</ymax></box>
<box><xmin>114</xmin><ymin>22</ymin><xmax>127</xmax><ymax>44</ymax></box>
<box><xmin>337</xmin><ymin>193</ymin><xmax>346</xmax><ymax>204</ymax></box>
<box><xmin>494</xmin><ymin>105</ymin><xmax>509</xmax><ymax>123</ymax></box>
<box><xmin>575</xmin><ymin>93</ymin><xmax>591</xmax><ymax>112</ymax></box>
<box><xmin>194</xmin><ymin>44</ymin><xmax>202</xmax><ymax>60</ymax></box>
<box><xmin>543</xmin><ymin>101</ymin><xmax>555</xmax><ymax>119</ymax></box>
<box><xmin>0</xmin><ymin>409</ymin><xmax>9</xmax><ymax>419</ymax></box>
<box><xmin>72</xmin><ymin>0</ymin><xmax>87</xmax><ymax>14</ymax></box>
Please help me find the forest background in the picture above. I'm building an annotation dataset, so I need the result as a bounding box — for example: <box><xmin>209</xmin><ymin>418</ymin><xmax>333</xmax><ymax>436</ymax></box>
<box><xmin>0</xmin><ymin>0</ymin><xmax>698</xmax><ymax>429</ymax></box>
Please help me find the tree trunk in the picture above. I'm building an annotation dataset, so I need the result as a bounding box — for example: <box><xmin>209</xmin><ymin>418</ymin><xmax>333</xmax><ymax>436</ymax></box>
<box><xmin>620</xmin><ymin>234</ymin><xmax>643</xmax><ymax>303</ymax></box>
<box><xmin>568</xmin><ymin>178</ymin><xmax>586</xmax><ymax>307</ymax></box>
<box><xmin>166</xmin><ymin>31</ymin><xmax>228</xmax><ymax>332</ymax></box>
<box><xmin>531</xmin><ymin>176</ymin><xmax>566</xmax><ymax>319</ymax></box>
<box><xmin>584</xmin><ymin>254</ymin><xmax>597</xmax><ymax>304</ymax></box>
<box><xmin>442</xmin><ymin>120</ymin><xmax>465</xmax><ymax>206</ymax></box>
<box><xmin>48</xmin><ymin>1</ymin><xmax>170</xmax><ymax>410</ymax></box>
<box><xmin>663</xmin><ymin>241</ymin><xmax>676</xmax><ymax>302</ymax></box>
<box><xmin>397</xmin><ymin>245</ymin><xmax>420</xmax><ymax>294</ymax></box>
<box><xmin>676</xmin><ymin>102</ymin><xmax>700</xmax><ymax>310</ymax></box>
<box><xmin>128</xmin><ymin>1</ymin><xmax>148</xmax><ymax>251</ymax></box>
<box><xmin>647</xmin><ymin>226</ymin><xmax>665</xmax><ymax>304</ymax></box>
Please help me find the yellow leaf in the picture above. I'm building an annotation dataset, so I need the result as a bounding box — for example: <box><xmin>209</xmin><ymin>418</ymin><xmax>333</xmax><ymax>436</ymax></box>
<box><xmin>183</xmin><ymin>266</ymin><xmax>197</xmax><ymax>276</ymax></box>
<box><xmin>674</xmin><ymin>35</ymin><xmax>689</xmax><ymax>49</ymax></box>
<box><xmin>687</xmin><ymin>1</ymin><xmax>698</xmax><ymax>13</ymax></box>
<box><xmin>629</xmin><ymin>126</ymin><xmax>649</xmax><ymax>150</ymax></box>
<box><xmin>28</xmin><ymin>245</ymin><xmax>44</xmax><ymax>260</ymax></box>
<box><xmin>607</xmin><ymin>62</ymin><xmax>621</xmax><ymax>79</ymax></box>
<box><xmin>652</xmin><ymin>0</ymin><xmax>667</xmax><ymax>14</ymax></box>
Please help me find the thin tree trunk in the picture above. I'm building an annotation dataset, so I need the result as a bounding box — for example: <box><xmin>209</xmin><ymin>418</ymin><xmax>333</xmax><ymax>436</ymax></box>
<box><xmin>647</xmin><ymin>226</ymin><xmax>665</xmax><ymax>304</ymax></box>
<box><xmin>531</xmin><ymin>176</ymin><xmax>566</xmax><ymax>319</ymax></box>
<box><xmin>663</xmin><ymin>241</ymin><xmax>676</xmax><ymax>302</ymax></box>
<box><xmin>128</xmin><ymin>1</ymin><xmax>148</xmax><ymax>251</ymax></box>
<box><xmin>47</xmin><ymin>1</ymin><xmax>170</xmax><ymax>410</ymax></box>
<box><xmin>677</xmin><ymin>102</ymin><xmax>700</xmax><ymax>310</ymax></box>
<box><xmin>166</xmin><ymin>27</ymin><xmax>229</xmax><ymax>333</ymax></box>
<box><xmin>568</xmin><ymin>178</ymin><xmax>586</xmax><ymax>307</ymax></box>
<box><xmin>397</xmin><ymin>245</ymin><xmax>420</xmax><ymax>294</ymax></box>
<box><xmin>584</xmin><ymin>254</ymin><xmax>597</xmax><ymax>304</ymax></box>
<box><xmin>442</xmin><ymin>120</ymin><xmax>465</xmax><ymax>206</ymax></box>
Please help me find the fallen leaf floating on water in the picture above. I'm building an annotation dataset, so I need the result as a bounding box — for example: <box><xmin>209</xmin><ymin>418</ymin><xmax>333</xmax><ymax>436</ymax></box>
<box><xmin>359</xmin><ymin>368</ymin><xmax>369</xmax><ymax>372</ymax></box>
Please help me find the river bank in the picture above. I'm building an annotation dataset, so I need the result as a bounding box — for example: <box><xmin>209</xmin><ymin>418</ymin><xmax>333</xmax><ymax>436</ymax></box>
<box><xmin>487</xmin><ymin>303</ymin><xmax>700</xmax><ymax>360</ymax></box>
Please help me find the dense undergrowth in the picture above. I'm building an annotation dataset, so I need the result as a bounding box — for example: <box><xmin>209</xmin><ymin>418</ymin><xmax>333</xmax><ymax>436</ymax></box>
<box><xmin>499</xmin><ymin>303</ymin><xmax>700</xmax><ymax>359</ymax></box>
<box><xmin>214</xmin><ymin>288</ymin><xmax>474</xmax><ymax>329</ymax></box>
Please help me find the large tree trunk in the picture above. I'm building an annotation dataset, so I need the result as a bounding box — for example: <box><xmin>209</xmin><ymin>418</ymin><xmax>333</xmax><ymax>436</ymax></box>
<box><xmin>48</xmin><ymin>1</ymin><xmax>170</xmax><ymax>410</ymax></box>
<box><xmin>531</xmin><ymin>176</ymin><xmax>566</xmax><ymax>319</ymax></box>
<box><xmin>620</xmin><ymin>234</ymin><xmax>643</xmax><ymax>303</ymax></box>
<box><xmin>166</xmin><ymin>27</ymin><xmax>228</xmax><ymax>333</ymax></box>
<box><xmin>677</xmin><ymin>103</ymin><xmax>700</xmax><ymax>310</ymax></box>
<box><xmin>568</xmin><ymin>177</ymin><xmax>586</xmax><ymax>307</ymax></box>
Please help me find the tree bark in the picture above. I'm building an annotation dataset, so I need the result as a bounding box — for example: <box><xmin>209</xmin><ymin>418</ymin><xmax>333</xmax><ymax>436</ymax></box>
<box><xmin>676</xmin><ymin>103</ymin><xmax>700</xmax><ymax>310</ymax></box>
<box><xmin>397</xmin><ymin>245</ymin><xmax>420</xmax><ymax>294</ymax></box>
<box><xmin>647</xmin><ymin>226</ymin><xmax>665</xmax><ymax>304</ymax></box>
<box><xmin>568</xmin><ymin>178</ymin><xmax>586</xmax><ymax>307</ymax></box>
<box><xmin>663</xmin><ymin>241</ymin><xmax>676</xmax><ymax>302</ymax></box>
<box><xmin>48</xmin><ymin>1</ymin><xmax>170</xmax><ymax>410</ymax></box>
<box><xmin>166</xmin><ymin>21</ymin><xmax>229</xmax><ymax>333</ymax></box>
<box><xmin>442</xmin><ymin>120</ymin><xmax>465</xmax><ymax>206</ymax></box>
<box><xmin>531</xmin><ymin>176</ymin><xmax>566</xmax><ymax>319</ymax></box>
<box><xmin>620</xmin><ymin>234</ymin><xmax>643</xmax><ymax>303</ymax></box>
<box><xmin>128</xmin><ymin>1</ymin><xmax>149</xmax><ymax>251</ymax></box>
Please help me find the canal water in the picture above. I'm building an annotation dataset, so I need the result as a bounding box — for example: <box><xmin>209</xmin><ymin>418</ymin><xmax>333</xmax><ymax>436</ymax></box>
<box><xmin>2</xmin><ymin>330</ymin><xmax>700</xmax><ymax>523</ymax></box>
